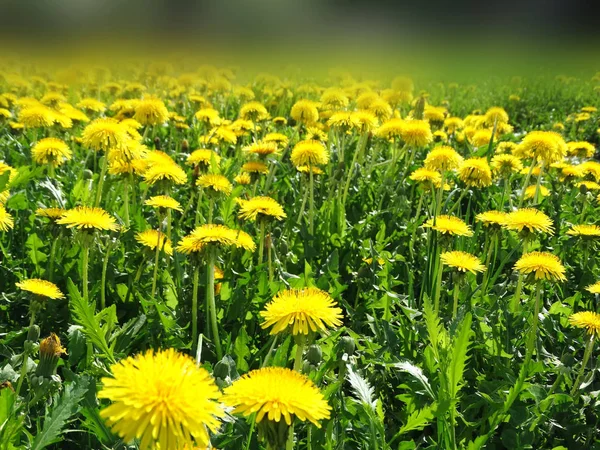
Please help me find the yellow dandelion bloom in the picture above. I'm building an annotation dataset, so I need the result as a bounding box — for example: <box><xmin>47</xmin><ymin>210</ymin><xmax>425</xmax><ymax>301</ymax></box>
<box><xmin>177</xmin><ymin>224</ymin><xmax>255</xmax><ymax>253</ymax></box>
<box><xmin>264</xmin><ymin>132</ymin><xmax>289</xmax><ymax>147</ymax></box>
<box><xmin>16</xmin><ymin>279</ymin><xmax>64</xmax><ymax>299</ymax></box>
<box><xmin>491</xmin><ymin>154</ymin><xmax>523</xmax><ymax>174</ymax></box>
<box><xmin>260</xmin><ymin>287</ymin><xmax>342</xmax><ymax>335</ymax></box>
<box><xmin>496</xmin><ymin>142</ymin><xmax>517</xmax><ymax>154</ymax></box>
<box><xmin>197</xmin><ymin>174</ymin><xmax>233</xmax><ymax>196</ymax></box>
<box><xmin>484</xmin><ymin>107</ymin><xmax>509</xmax><ymax>126</ymax></box>
<box><xmin>242</xmin><ymin>161</ymin><xmax>269</xmax><ymax>174</ymax></box>
<box><xmin>0</xmin><ymin>205</ymin><xmax>14</xmax><ymax>231</ymax></box>
<box><xmin>518</xmin><ymin>131</ymin><xmax>567</xmax><ymax>164</ymax></box>
<box><xmin>476</xmin><ymin>210</ymin><xmax>507</xmax><ymax>227</ymax></box>
<box><xmin>577</xmin><ymin>181</ymin><xmax>600</xmax><ymax>191</ymax></box>
<box><xmin>297</xmin><ymin>165</ymin><xmax>324</xmax><ymax>175</ymax></box>
<box><xmin>290</xmin><ymin>100</ymin><xmax>319</xmax><ymax>125</ymax></box>
<box><xmin>135</xmin><ymin>230</ymin><xmax>173</xmax><ymax>255</ymax></box>
<box><xmin>444</xmin><ymin>117</ymin><xmax>464</xmax><ymax>133</ymax></box>
<box><xmin>561</xmin><ymin>165</ymin><xmax>583</xmax><ymax>180</ymax></box>
<box><xmin>423</xmin><ymin>215</ymin><xmax>473</xmax><ymax>236</ymax></box>
<box><xmin>143</xmin><ymin>163</ymin><xmax>188</xmax><ymax>185</ymax></box>
<box><xmin>222</xmin><ymin>367</ymin><xmax>331</xmax><ymax>426</ymax></box>
<box><xmin>82</xmin><ymin>118</ymin><xmax>129</xmax><ymax>152</ymax></box>
<box><xmin>458</xmin><ymin>158</ymin><xmax>493</xmax><ymax>188</ymax></box>
<box><xmin>401</xmin><ymin>119</ymin><xmax>433</xmax><ymax>147</ymax></box>
<box><xmin>234</xmin><ymin>173</ymin><xmax>252</xmax><ymax>184</ymax></box>
<box><xmin>470</xmin><ymin>129</ymin><xmax>494</xmax><ymax>148</ymax></box>
<box><xmin>440</xmin><ymin>251</ymin><xmax>486</xmax><ymax>274</ymax></box>
<box><xmin>409</xmin><ymin>167</ymin><xmax>442</xmax><ymax>186</ymax></box>
<box><xmin>31</xmin><ymin>138</ymin><xmax>72</xmax><ymax>166</ymax></box>
<box><xmin>237</xmin><ymin>196</ymin><xmax>286</xmax><ymax>222</ymax></box>
<box><xmin>567</xmin><ymin>224</ymin><xmax>600</xmax><ymax>238</ymax></box>
<box><xmin>57</xmin><ymin>207</ymin><xmax>118</xmax><ymax>231</ymax></box>
<box><xmin>134</xmin><ymin>96</ymin><xmax>169</xmax><ymax>126</ymax></box>
<box><xmin>291</xmin><ymin>140</ymin><xmax>329</xmax><ymax>167</ymax></box>
<box><xmin>585</xmin><ymin>282</ymin><xmax>600</xmax><ymax>294</ymax></box>
<box><xmin>569</xmin><ymin>311</ymin><xmax>600</xmax><ymax>337</ymax></box>
<box><xmin>187</xmin><ymin>149</ymin><xmax>221</xmax><ymax>167</ymax></box>
<box><xmin>18</xmin><ymin>106</ymin><xmax>56</xmax><ymax>128</ymax></box>
<box><xmin>524</xmin><ymin>185</ymin><xmax>550</xmax><ymax>199</ymax></box>
<box><xmin>144</xmin><ymin>195</ymin><xmax>183</xmax><ymax>212</ymax></box>
<box><xmin>327</xmin><ymin>111</ymin><xmax>356</xmax><ymax>130</ymax></box>
<box><xmin>99</xmin><ymin>349</ymin><xmax>223</xmax><ymax>450</ymax></box>
<box><xmin>377</xmin><ymin>118</ymin><xmax>405</xmax><ymax>140</ymax></box>
<box><xmin>195</xmin><ymin>108</ymin><xmax>221</xmax><ymax>126</ymax></box>
<box><xmin>76</xmin><ymin>98</ymin><xmax>106</xmax><ymax>113</ymax></box>
<box><xmin>514</xmin><ymin>251</ymin><xmax>566</xmax><ymax>282</ymax></box>
<box><xmin>503</xmin><ymin>208</ymin><xmax>554</xmax><ymax>235</ymax></box>
<box><xmin>243</xmin><ymin>141</ymin><xmax>280</xmax><ymax>157</ymax></box>
<box><xmin>567</xmin><ymin>141</ymin><xmax>595</xmax><ymax>158</ymax></box>
<box><xmin>240</xmin><ymin>101</ymin><xmax>269</xmax><ymax>121</ymax></box>
<box><xmin>424</xmin><ymin>146</ymin><xmax>463</xmax><ymax>171</ymax></box>
<box><xmin>36</xmin><ymin>207</ymin><xmax>66</xmax><ymax>220</ymax></box>
<box><xmin>368</xmin><ymin>99</ymin><xmax>393</xmax><ymax>121</ymax></box>
<box><xmin>304</xmin><ymin>126</ymin><xmax>328</xmax><ymax>142</ymax></box>
<box><xmin>351</xmin><ymin>110</ymin><xmax>379</xmax><ymax>132</ymax></box>
<box><xmin>581</xmin><ymin>161</ymin><xmax>600</xmax><ymax>181</ymax></box>
<box><xmin>320</xmin><ymin>88</ymin><xmax>349</xmax><ymax>109</ymax></box>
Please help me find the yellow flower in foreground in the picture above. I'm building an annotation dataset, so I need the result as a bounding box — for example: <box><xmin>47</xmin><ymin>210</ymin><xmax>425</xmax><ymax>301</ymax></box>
<box><xmin>57</xmin><ymin>207</ymin><xmax>118</xmax><ymax>231</ymax></box>
<box><xmin>35</xmin><ymin>207</ymin><xmax>66</xmax><ymax>221</ymax></box>
<box><xmin>99</xmin><ymin>349</ymin><xmax>223</xmax><ymax>450</ymax></box>
<box><xmin>290</xmin><ymin>99</ymin><xmax>319</xmax><ymax>125</ymax></box>
<box><xmin>524</xmin><ymin>185</ymin><xmax>550</xmax><ymax>200</ymax></box>
<box><xmin>32</xmin><ymin>138</ymin><xmax>72</xmax><ymax>166</ymax></box>
<box><xmin>424</xmin><ymin>146</ymin><xmax>463</xmax><ymax>171</ymax></box>
<box><xmin>514</xmin><ymin>251</ymin><xmax>566</xmax><ymax>282</ymax></box>
<box><xmin>144</xmin><ymin>195</ymin><xmax>183</xmax><ymax>212</ymax></box>
<box><xmin>82</xmin><ymin>118</ymin><xmax>129</xmax><ymax>152</ymax></box>
<box><xmin>401</xmin><ymin>119</ymin><xmax>433</xmax><ymax>147</ymax></box>
<box><xmin>222</xmin><ymin>367</ymin><xmax>331</xmax><ymax>426</ymax></box>
<box><xmin>177</xmin><ymin>224</ymin><xmax>255</xmax><ymax>254</ymax></box>
<box><xmin>567</xmin><ymin>224</ymin><xmax>600</xmax><ymax>238</ymax></box>
<box><xmin>441</xmin><ymin>251</ymin><xmax>486</xmax><ymax>274</ymax></box>
<box><xmin>569</xmin><ymin>311</ymin><xmax>600</xmax><ymax>337</ymax></box>
<box><xmin>135</xmin><ymin>230</ymin><xmax>173</xmax><ymax>255</ymax></box>
<box><xmin>586</xmin><ymin>282</ymin><xmax>600</xmax><ymax>294</ymax></box>
<box><xmin>197</xmin><ymin>174</ymin><xmax>233</xmax><ymax>196</ymax></box>
<box><xmin>517</xmin><ymin>131</ymin><xmax>566</xmax><ymax>163</ymax></box>
<box><xmin>503</xmin><ymin>208</ymin><xmax>554</xmax><ymax>235</ymax></box>
<box><xmin>243</xmin><ymin>141</ymin><xmax>280</xmax><ymax>157</ymax></box>
<box><xmin>260</xmin><ymin>288</ymin><xmax>343</xmax><ymax>335</ymax></box>
<box><xmin>143</xmin><ymin>163</ymin><xmax>188</xmax><ymax>185</ymax></box>
<box><xmin>133</xmin><ymin>96</ymin><xmax>169</xmax><ymax>126</ymax></box>
<box><xmin>423</xmin><ymin>215</ymin><xmax>473</xmax><ymax>237</ymax></box>
<box><xmin>242</xmin><ymin>161</ymin><xmax>269</xmax><ymax>174</ymax></box>
<box><xmin>234</xmin><ymin>172</ymin><xmax>252</xmax><ymax>185</ymax></box>
<box><xmin>16</xmin><ymin>279</ymin><xmax>64</xmax><ymax>299</ymax></box>
<box><xmin>186</xmin><ymin>149</ymin><xmax>221</xmax><ymax>167</ymax></box>
<box><xmin>409</xmin><ymin>167</ymin><xmax>442</xmax><ymax>186</ymax></box>
<box><xmin>491</xmin><ymin>154</ymin><xmax>523</xmax><ymax>174</ymax></box>
<box><xmin>291</xmin><ymin>140</ymin><xmax>329</xmax><ymax>167</ymax></box>
<box><xmin>476</xmin><ymin>210</ymin><xmax>507</xmax><ymax>227</ymax></box>
<box><xmin>0</xmin><ymin>205</ymin><xmax>14</xmax><ymax>231</ymax></box>
<box><xmin>458</xmin><ymin>158</ymin><xmax>493</xmax><ymax>188</ymax></box>
<box><xmin>237</xmin><ymin>196</ymin><xmax>286</xmax><ymax>222</ymax></box>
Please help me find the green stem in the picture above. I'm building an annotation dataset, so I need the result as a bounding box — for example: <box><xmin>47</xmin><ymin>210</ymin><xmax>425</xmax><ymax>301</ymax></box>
<box><xmin>517</xmin><ymin>157</ymin><xmax>537</xmax><ymax>208</ymax></box>
<box><xmin>533</xmin><ymin>162</ymin><xmax>545</xmax><ymax>204</ymax></box>
<box><xmin>195</xmin><ymin>189</ymin><xmax>204</xmax><ymax>227</ymax></box>
<box><xmin>123</xmin><ymin>176</ymin><xmax>130</xmax><ymax>228</ymax></box>
<box><xmin>267</xmin><ymin>230</ymin><xmax>273</xmax><ymax>282</ymax></box>
<box><xmin>309</xmin><ymin>163</ymin><xmax>315</xmax><ymax>236</ymax></box>
<box><xmin>524</xmin><ymin>282</ymin><xmax>542</xmax><ymax>366</ymax></box>
<box><xmin>82</xmin><ymin>240</ymin><xmax>90</xmax><ymax>303</ymax></box>
<box><xmin>435</xmin><ymin>171</ymin><xmax>446</xmax><ymax>218</ymax></box>
<box><xmin>480</xmin><ymin>234</ymin><xmax>496</xmax><ymax>300</ymax></box>
<box><xmin>151</xmin><ymin>214</ymin><xmax>163</xmax><ymax>299</ymax></box>
<box><xmin>207</xmin><ymin>197</ymin><xmax>214</xmax><ymax>224</ymax></box>
<box><xmin>94</xmin><ymin>154</ymin><xmax>108</xmax><ymax>207</ymax></box>
<box><xmin>452</xmin><ymin>277</ymin><xmax>460</xmax><ymax>319</ymax></box>
<box><xmin>207</xmin><ymin>246</ymin><xmax>223</xmax><ymax>359</ymax></box>
<box><xmin>297</xmin><ymin>178</ymin><xmax>310</xmax><ymax>225</ymax></box>
<box><xmin>341</xmin><ymin>134</ymin><xmax>366</xmax><ymax>207</ymax></box>
<box><xmin>433</xmin><ymin>260</ymin><xmax>444</xmax><ymax>315</ymax></box>
<box><xmin>47</xmin><ymin>232</ymin><xmax>60</xmax><ymax>282</ymax></box>
<box><xmin>100</xmin><ymin>240</ymin><xmax>114</xmax><ymax>310</ymax></box>
<box><xmin>191</xmin><ymin>264</ymin><xmax>200</xmax><ymax>355</ymax></box>
<box><xmin>571</xmin><ymin>334</ymin><xmax>595</xmax><ymax>396</ymax></box>
<box><xmin>15</xmin><ymin>311</ymin><xmax>36</xmax><ymax>398</ymax></box>
<box><xmin>258</xmin><ymin>219</ymin><xmax>266</xmax><ymax>265</ymax></box>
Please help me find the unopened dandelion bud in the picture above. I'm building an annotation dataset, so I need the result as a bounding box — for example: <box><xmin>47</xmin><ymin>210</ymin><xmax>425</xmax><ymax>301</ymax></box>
<box><xmin>339</xmin><ymin>336</ymin><xmax>356</xmax><ymax>356</ymax></box>
<box><xmin>307</xmin><ymin>344</ymin><xmax>322</xmax><ymax>365</ymax></box>
<box><xmin>36</xmin><ymin>333</ymin><xmax>66</xmax><ymax>378</ymax></box>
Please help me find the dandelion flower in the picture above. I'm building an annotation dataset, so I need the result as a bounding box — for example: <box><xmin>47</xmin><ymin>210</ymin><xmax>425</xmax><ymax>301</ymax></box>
<box><xmin>0</xmin><ymin>205</ymin><xmax>14</xmax><ymax>231</ymax></box>
<box><xmin>351</xmin><ymin>110</ymin><xmax>379</xmax><ymax>132</ymax></box>
<box><xmin>243</xmin><ymin>141</ymin><xmax>280</xmax><ymax>157</ymax></box>
<box><xmin>423</xmin><ymin>215</ymin><xmax>473</xmax><ymax>237</ymax></box>
<box><xmin>99</xmin><ymin>349</ymin><xmax>223</xmax><ymax>450</ymax></box>
<box><xmin>264</xmin><ymin>132</ymin><xmax>289</xmax><ymax>147</ymax></box>
<box><xmin>377</xmin><ymin>118</ymin><xmax>405</xmax><ymax>140</ymax></box>
<box><xmin>195</xmin><ymin>108</ymin><xmax>221</xmax><ymax>126</ymax></box>
<box><xmin>458</xmin><ymin>158</ymin><xmax>493</xmax><ymax>188</ymax></box>
<box><xmin>291</xmin><ymin>140</ymin><xmax>329</xmax><ymax>167</ymax></box>
<box><xmin>136</xmin><ymin>230</ymin><xmax>173</xmax><ymax>255</ymax></box>
<box><xmin>234</xmin><ymin>173</ymin><xmax>252</xmax><ymax>184</ymax></box>
<box><xmin>143</xmin><ymin>163</ymin><xmax>188</xmax><ymax>185</ymax></box>
<box><xmin>567</xmin><ymin>224</ymin><xmax>600</xmax><ymax>238</ymax></box>
<box><xmin>491</xmin><ymin>154</ymin><xmax>523</xmax><ymax>174</ymax></box>
<box><xmin>31</xmin><ymin>138</ymin><xmax>72</xmax><ymax>166</ymax></box>
<box><xmin>16</xmin><ymin>279</ymin><xmax>64</xmax><ymax>299</ymax></box>
<box><xmin>134</xmin><ymin>96</ymin><xmax>169</xmax><ymax>126</ymax></box>
<box><xmin>567</xmin><ymin>141</ymin><xmax>595</xmax><ymax>158</ymax></box>
<box><xmin>476</xmin><ymin>210</ymin><xmax>507</xmax><ymax>227</ymax></box>
<box><xmin>77</xmin><ymin>98</ymin><xmax>106</xmax><ymax>113</ymax></box>
<box><xmin>585</xmin><ymin>282</ymin><xmax>600</xmax><ymax>294</ymax></box>
<box><xmin>569</xmin><ymin>311</ymin><xmax>600</xmax><ymax>337</ymax></box>
<box><xmin>177</xmin><ymin>224</ymin><xmax>255</xmax><ymax>254</ymax></box>
<box><xmin>514</xmin><ymin>251</ymin><xmax>566</xmax><ymax>282</ymax></box>
<box><xmin>290</xmin><ymin>100</ymin><xmax>319</xmax><ymax>125</ymax></box>
<box><xmin>242</xmin><ymin>161</ymin><xmax>269</xmax><ymax>174</ymax></box>
<box><xmin>36</xmin><ymin>207</ymin><xmax>66</xmax><ymax>220</ymax></box>
<box><xmin>327</xmin><ymin>112</ymin><xmax>355</xmax><ymax>130</ymax></box>
<box><xmin>440</xmin><ymin>251</ymin><xmax>486</xmax><ymax>274</ymax></box>
<box><xmin>222</xmin><ymin>367</ymin><xmax>331</xmax><ymax>426</ymax></box>
<box><xmin>401</xmin><ymin>120</ymin><xmax>433</xmax><ymax>147</ymax></box>
<box><xmin>237</xmin><ymin>196</ymin><xmax>286</xmax><ymax>222</ymax></box>
<box><xmin>18</xmin><ymin>106</ymin><xmax>56</xmax><ymax>128</ymax></box>
<box><xmin>424</xmin><ymin>146</ymin><xmax>464</xmax><ymax>171</ymax></box>
<box><xmin>503</xmin><ymin>208</ymin><xmax>554</xmax><ymax>235</ymax></box>
<box><xmin>297</xmin><ymin>165</ymin><xmax>324</xmax><ymax>175</ymax></box>
<box><xmin>144</xmin><ymin>195</ymin><xmax>183</xmax><ymax>212</ymax></box>
<box><xmin>240</xmin><ymin>101</ymin><xmax>269</xmax><ymax>121</ymax></box>
<box><xmin>409</xmin><ymin>167</ymin><xmax>442</xmax><ymax>186</ymax></box>
<box><xmin>444</xmin><ymin>117</ymin><xmax>464</xmax><ymax>133</ymax></box>
<box><xmin>187</xmin><ymin>149</ymin><xmax>221</xmax><ymax>168</ymax></box>
<box><xmin>197</xmin><ymin>174</ymin><xmax>233</xmax><ymax>196</ymax></box>
<box><xmin>517</xmin><ymin>131</ymin><xmax>567</xmax><ymax>164</ymax></box>
<box><xmin>524</xmin><ymin>185</ymin><xmax>550</xmax><ymax>200</ymax></box>
<box><xmin>484</xmin><ymin>107</ymin><xmax>509</xmax><ymax>126</ymax></box>
<box><xmin>82</xmin><ymin>118</ymin><xmax>129</xmax><ymax>152</ymax></box>
<box><xmin>57</xmin><ymin>207</ymin><xmax>118</xmax><ymax>231</ymax></box>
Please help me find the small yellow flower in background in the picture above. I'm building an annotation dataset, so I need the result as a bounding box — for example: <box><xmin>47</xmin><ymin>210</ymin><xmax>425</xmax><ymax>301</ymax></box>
<box><xmin>567</xmin><ymin>141</ymin><xmax>595</xmax><ymax>158</ymax></box>
<box><xmin>567</xmin><ymin>224</ymin><xmax>600</xmax><ymax>238</ymax></box>
<box><xmin>0</xmin><ymin>205</ymin><xmax>14</xmax><ymax>231</ymax></box>
<box><xmin>524</xmin><ymin>185</ymin><xmax>550</xmax><ymax>199</ymax></box>
<box><xmin>491</xmin><ymin>154</ymin><xmax>523</xmax><ymax>174</ymax></box>
<box><xmin>99</xmin><ymin>349</ymin><xmax>223</xmax><ymax>450</ymax></box>
<box><xmin>243</xmin><ymin>141</ymin><xmax>280</xmax><ymax>157</ymax></box>
<box><xmin>304</xmin><ymin>126</ymin><xmax>328</xmax><ymax>142</ymax></box>
<box><xmin>264</xmin><ymin>132</ymin><xmax>289</xmax><ymax>147</ymax></box>
<box><xmin>197</xmin><ymin>174</ymin><xmax>233</xmax><ymax>196</ymax></box>
<box><xmin>241</xmin><ymin>161</ymin><xmax>269</xmax><ymax>174</ymax></box>
<box><xmin>177</xmin><ymin>224</ymin><xmax>255</xmax><ymax>254</ymax></box>
<box><xmin>290</xmin><ymin>99</ymin><xmax>319</xmax><ymax>125</ymax></box>
<box><xmin>320</xmin><ymin>88</ymin><xmax>349</xmax><ymax>109</ymax></box>
<box><xmin>133</xmin><ymin>96</ymin><xmax>169</xmax><ymax>126</ymax></box>
<box><xmin>444</xmin><ymin>117</ymin><xmax>464</xmax><ymax>133</ymax></box>
<box><xmin>484</xmin><ymin>107</ymin><xmax>509</xmax><ymax>126</ymax></box>
<box><xmin>234</xmin><ymin>172</ymin><xmax>252</xmax><ymax>185</ymax></box>
<box><xmin>291</xmin><ymin>140</ymin><xmax>329</xmax><ymax>167</ymax></box>
<box><xmin>186</xmin><ymin>149</ymin><xmax>221</xmax><ymax>168</ymax></box>
<box><xmin>239</xmin><ymin>101</ymin><xmax>269</xmax><ymax>121</ymax></box>
<box><xmin>424</xmin><ymin>146</ymin><xmax>463</xmax><ymax>171</ymax></box>
<box><xmin>18</xmin><ymin>106</ymin><xmax>56</xmax><ymax>128</ymax></box>
<box><xmin>195</xmin><ymin>108</ymin><xmax>221</xmax><ymax>126</ymax></box>
<box><xmin>514</xmin><ymin>251</ymin><xmax>566</xmax><ymax>282</ymax></box>
<box><xmin>458</xmin><ymin>158</ymin><xmax>493</xmax><ymax>188</ymax></box>
<box><xmin>377</xmin><ymin>118</ymin><xmax>405</xmax><ymax>140</ymax></box>
<box><xmin>260</xmin><ymin>287</ymin><xmax>343</xmax><ymax>335</ymax></box>
<box><xmin>580</xmin><ymin>161</ymin><xmax>600</xmax><ymax>181</ymax></box>
<box><xmin>237</xmin><ymin>196</ymin><xmax>286</xmax><ymax>222</ymax></box>
<box><xmin>496</xmin><ymin>142</ymin><xmax>517</xmax><ymax>154</ymax></box>
<box><xmin>297</xmin><ymin>165</ymin><xmax>324</xmax><ymax>175</ymax></box>
<box><xmin>35</xmin><ymin>207</ymin><xmax>66</xmax><ymax>221</ymax></box>
<box><xmin>143</xmin><ymin>163</ymin><xmax>188</xmax><ymax>185</ymax></box>
<box><xmin>586</xmin><ymin>282</ymin><xmax>600</xmax><ymax>294</ymax></box>
<box><xmin>503</xmin><ymin>208</ymin><xmax>554</xmax><ymax>235</ymax></box>
<box><xmin>32</xmin><ymin>137</ymin><xmax>72</xmax><ymax>166</ymax></box>
<box><xmin>76</xmin><ymin>98</ymin><xmax>106</xmax><ymax>113</ymax></box>
<box><xmin>135</xmin><ymin>230</ymin><xmax>173</xmax><ymax>255</ymax></box>
<box><xmin>401</xmin><ymin>119</ymin><xmax>433</xmax><ymax>147</ymax></box>
<box><xmin>409</xmin><ymin>167</ymin><xmax>442</xmax><ymax>186</ymax></box>
<box><xmin>144</xmin><ymin>195</ymin><xmax>183</xmax><ymax>212</ymax></box>
<box><xmin>327</xmin><ymin>111</ymin><xmax>355</xmax><ymax>130</ymax></box>
<box><xmin>476</xmin><ymin>210</ymin><xmax>507</xmax><ymax>228</ymax></box>
<box><xmin>16</xmin><ymin>279</ymin><xmax>64</xmax><ymax>299</ymax></box>
<box><xmin>577</xmin><ymin>181</ymin><xmax>600</xmax><ymax>191</ymax></box>
<box><xmin>423</xmin><ymin>215</ymin><xmax>473</xmax><ymax>237</ymax></box>
<box><xmin>561</xmin><ymin>164</ymin><xmax>584</xmax><ymax>180</ymax></box>
<box><xmin>222</xmin><ymin>367</ymin><xmax>331</xmax><ymax>426</ymax></box>
<box><xmin>423</xmin><ymin>105</ymin><xmax>446</xmax><ymax>124</ymax></box>
<box><xmin>569</xmin><ymin>311</ymin><xmax>600</xmax><ymax>336</ymax></box>
<box><xmin>57</xmin><ymin>207</ymin><xmax>118</xmax><ymax>231</ymax></box>
<box><xmin>82</xmin><ymin>118</ymin><xmax>129</xmax><ymax>152</ymax></box>
<box><xmin>441</xmin><ymin>251</ymin><xmax>486</xmax><ymax>274</ymax></box>
<box><xmin>351</xmin><ymin>110</ymin><xmax>379</xmax><ymax>132</ymax></box>
<box><xmin>368</xmin><ymin>99</ymin><xmax>393</xmax><ymax>121</ymax></box>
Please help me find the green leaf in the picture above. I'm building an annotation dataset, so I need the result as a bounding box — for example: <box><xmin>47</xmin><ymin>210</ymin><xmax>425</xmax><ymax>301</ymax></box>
<box><xmin>26</xmin><ymin>233</ymin><xmax>47</xmax><ymax>268</ymax></box>
<box><xmin>67</xmin><ymin>278</ymin><xmax>115</xmax><ymax>363</ymax></box>
<box><xmin>234</xmin><ymin>327</ymin><xmax>250</xmax><ymax>372</ymax></box>
<box><xmin>31</xmin><ymin>376</ymin><xmax>90</xmax><ymax>450</ymax></box>
<box><xmin>392</xmin><ymin>361</ymin><xmax>435</xmax><ymax>400</ymax></box>
<box><xmin>346</xmin><ymin>365</ymin><xmax>376</xmax><ymax>411</ymax></box>
<box><xmin>398</xmin><ymin>404</ymin><xmax>435</xmax><ymax>434</ymax></box>
<box><xmin>0</xmin><ymin>171</ymin><xmax>9</xmax><ymax>192</ymax></box>
<box><xmin>447</xmin><ymin>312</ymin><xmax>473</xmax><ymax>400</ymax></box>
<box><xmin>7</xmin><ymin>192</ymin><xmax>28</xmax><ymax>211</ymax></box>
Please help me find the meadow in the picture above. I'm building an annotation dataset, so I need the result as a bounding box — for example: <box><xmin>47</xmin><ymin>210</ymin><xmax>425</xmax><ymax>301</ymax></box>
<box><xmin>1</xmin><ymin>58</ymin><xmax>600</xmax><ymax>449</ymax></box>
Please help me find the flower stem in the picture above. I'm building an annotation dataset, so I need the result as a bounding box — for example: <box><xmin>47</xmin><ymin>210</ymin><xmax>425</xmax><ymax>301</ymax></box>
<box><xmin>524</xmin><ymin>282</ymin><xmax>542</xmax><ymax>366</ymax></box>
<box><xmin>151</xmin><ymin>213</ymin><xmax>163</xmax><ymax>298</ymax></box>
<box><xmin>517</xmin><ymin>156</ymin><xmax>537</xmax><ymax>208</ymax></box>
<box><xmin>309</xmin><ymin>163</ymin><xmax>315</xmax><ymax>236</ymax></box>
<box><xmin>82</xmin><ymin>240</ymin><xmax>90</xmax><ymax>303</ymax></box>
<box><xmin>452</xmin><ymin>277</ymin><xmax>460</xmax><ymax>320</ymax></box>
<box><xmin>15</xmin><ymin>310</ymin><xmax>36</xmax><ymax>398</ymax></box>
<box><xmin>191</xmin><ymin>263</ymin><xmax>200</xmax><ymax>355</ymax></box>
<box><xmin>207</xmin><ymin>246</ymin><xmax>223</xmax><ymax>360</ymax></box>
<box><xmin>195</xmin><ymin>189</ymin><xmax>204</xmax><ymax>227</ymax></box>
<box><xmin>258</xmin><ymin>219</ymin><xmax>266</xmax><ymax>265</ymax></box>
<box><xmin>297</xmin><ymin>177</ymin><xmax>309</xmax><ymax>225</ymax></box>
<box><xmin>433</xmin><ymin>260</ymin><xmax>444</xmax><ymax>315</ymax></box>
<box><xmin>100</xmin><ymin>239</ymin><xmax>114</xmax><ymax>310</ymax></box>
<box><xmin>94</xmin><ymin>154</ymin><xmax>108</xmax><ymax>207</ymax></box>
<box><xmin>571</xmin><ymin>334</ymin><xmax>595</xmax><ymax>396</ymax></box>
<box><xmin>47</xmin><ymin>232</ymin><xmax>60</xmax><ymax>282</ymax></box>
<box><xmin>267</xmin><ymin>230</ymin><xmax>273</xmax><ymax>282</ymax></box>
<box><xmin>123</xmin><ymin>176</ymin><xmax>130</xmax><ymax>228</ymax></box>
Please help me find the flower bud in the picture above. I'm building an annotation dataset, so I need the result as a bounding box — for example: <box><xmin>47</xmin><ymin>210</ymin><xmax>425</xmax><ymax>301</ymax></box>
<box><xmin>339</xmin><ymin>336</ymin><xmax>356</xmax><ymax>356</ymax></box>
<box><xmin>306</xmin><ymin>344</ymin><xmax>322</xmax><ymax>365</ymax></box>
<box><xmin>35</xmin><ymin>333</ymin><xmax>66</xmax><ymax>378</ymax></box>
